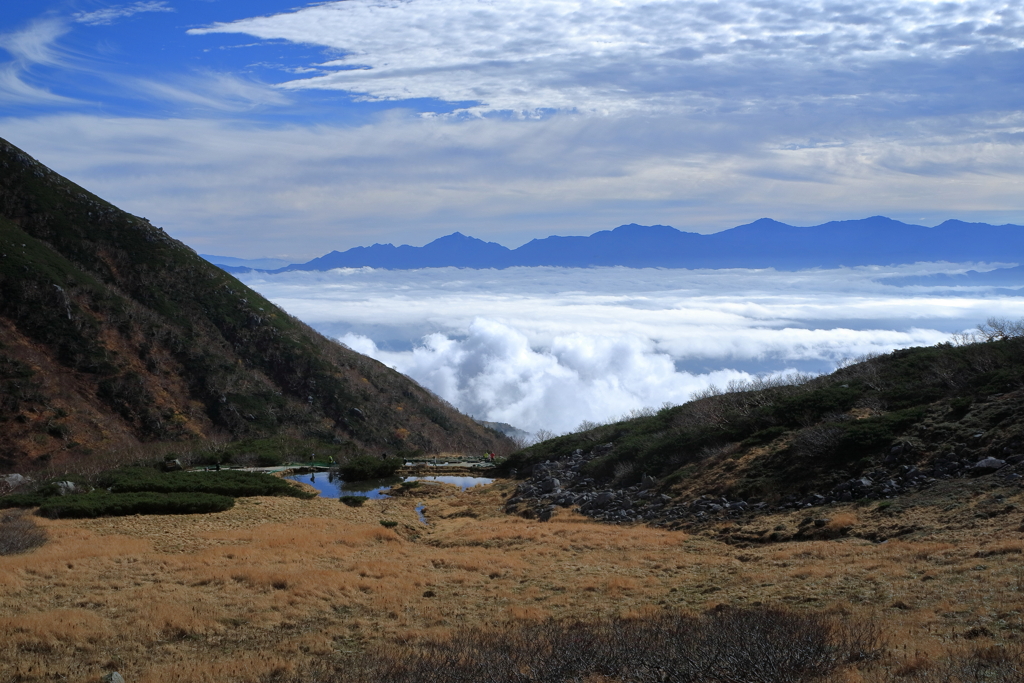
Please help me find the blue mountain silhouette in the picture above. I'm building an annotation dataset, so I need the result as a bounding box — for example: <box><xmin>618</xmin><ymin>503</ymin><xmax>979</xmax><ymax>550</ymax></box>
<box><xmin>268</xmin><ymin>216</ymin><xmax>1024</xmax><ymax>272</ymax></box>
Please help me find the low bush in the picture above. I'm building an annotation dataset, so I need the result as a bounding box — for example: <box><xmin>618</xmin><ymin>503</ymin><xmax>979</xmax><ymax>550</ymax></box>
<box><xmin>379</xmin><ymin>520</ymin><xmax>398</xmax><ymax>528</ymax></box>
<box><xmin>337</xmin><ymin>455</ymin><xmax>401</xmax><ymax>482</ymax></box>
<box><xmin>339</xmin><ymin>496</ymin><xmax>366</xmax><ymax>507</ymax></box>
<box><xmin>37</xmin><ymin>491</ymin><xmax>234</xmax><ymax>518</ymax></box>
<box><xmin>255</xmin><ymin>453</ymin><xmax>283</xmax><ymax>467</ymax></box>
<box><xmin>836</xmin><ymin>407</ymin><xmax>926</xmax><ymax>460</ymax></box>
<box><xmin>0</xmin><ymin>493</ymin><xmax>48</xmax><ymax>510</ymax></box>
<box><xmin>97</xmin><ymin>467</ymin><xmax>314</xmax><ymax>499</ymax></box>
<box><xmin>0</xmin><ymin>509</ymin><xmax>47</xmax><ymax>555</ymax></box>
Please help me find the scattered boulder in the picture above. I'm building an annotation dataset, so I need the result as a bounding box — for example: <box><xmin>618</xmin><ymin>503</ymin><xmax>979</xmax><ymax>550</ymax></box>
<box><xmin>540</xmin><ymin>478</ymin><xmax>561</xmax><ymax>493</ymax></box>
<box><xmin>972</xmin><ymin>457</ymin><xmax>1006</xmax><ymax>474</ymax></box>
<box><xmin>102</xmin><ymin>673</ymin><xmax>125</xmax><ymax>683</ymax></box>
<box><xmin>55</xmin><ymin>481</ymin><xmax>77</xmax><ymax>496</ymax></box>
<box><xmin>2</xmin><ymin>474</ymin><xmax>29</xmax><ymax>489</ymax></box>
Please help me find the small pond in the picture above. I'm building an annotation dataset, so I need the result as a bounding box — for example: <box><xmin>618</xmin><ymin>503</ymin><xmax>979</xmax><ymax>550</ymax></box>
<box><xmin>286</xmin><ymin>472</ymin><xmax>494</xmax><ymax>499</ymax></box>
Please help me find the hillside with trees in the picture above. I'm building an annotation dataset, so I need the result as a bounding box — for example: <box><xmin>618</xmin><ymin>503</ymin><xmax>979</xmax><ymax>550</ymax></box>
<box><xmin>0</xmin><ymin>138</ymin><xmax>508</xmax><ymax>472</ymax></box>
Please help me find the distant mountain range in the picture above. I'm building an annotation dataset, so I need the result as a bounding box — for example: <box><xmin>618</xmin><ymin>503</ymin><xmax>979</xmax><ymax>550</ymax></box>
<box><xmin>209</xmin><ymin>216</ymin><xmax>1024</xmax><ymax>273</ymax></box>
<box><xmin>200</xmin><ymin>254</ymin><xmax>292</xmax><ymax>270</ymax></box>
<box><xmin>879</xmin><ymin>265</ymin><xmax>1024</xmax><ymax>288</ymax></box>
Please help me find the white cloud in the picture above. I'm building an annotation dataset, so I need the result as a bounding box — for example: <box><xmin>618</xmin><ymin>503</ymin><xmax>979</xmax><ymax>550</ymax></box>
<box><xmin>236</xmin><ymin>264</ymin><xmax>1024</xmax><ymax>433</ymax></box>
<box><xmin>341</xmin><ymin>319</ymin><xmax>763</xmax><ymax>434</ymax></box>
<box><xmin>0</xmin><ymin>18</ymin><xmax>66</xmax><ymax>64</ymax></box>
<box><xmin>0</xmin><ymin>19</ymin><xmax>77</xmax><ymax>105</ymax></box>
<box><xmin>74</xmin><ymin>2</ymin><xmax>175</xmax><ymax>26</ymax></box>
<box><xmin>126</xmin><ymin>71</ymin><xmax>291</xmax><ymax>110</ymax></box>
<box><xmin>190</xmin><ymin>0</ymin><xmax>1024</xmax><ymax>114</ymax></box>
<box><xmin>4</xmin><ymin>113</ymin><xmax>1024</xmax><ymax>259</ymax></box>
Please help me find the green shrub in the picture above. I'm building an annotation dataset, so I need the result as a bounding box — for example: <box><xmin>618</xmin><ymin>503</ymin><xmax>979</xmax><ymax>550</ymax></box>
<box><xmin>836</xmin><ymin>407</ymin><xmax>925</xmax><ymax>460</ymax></box>
<box><xmin>0</xmin><ymin>493</ymin><xmax>48</xmax><ymax>509</ymax></box>
<box><xmin>256</xmin><ymin>453</ymin><xmax>283</xmax><ymax>467</ymax></box>
<box><xmin>98</xmin><ymin>467</ymin><xmax>314</xmax><ymax>499</ymax></box>
<box><xmin>38</xmin><ymin>491</ymin><xmax>234</xmax><ymax>518</ymax></box>
<box><xmin>338</xmin><ymin>455</ymin><xmax>402</xmax><ymax>482</ymax></box>
<box><xmin>767</xmin><ymin>385</ymin><xmax>863</xmax><ymax>428</ymax></box>
<box><xmin>947</xmin><ymin>397</ymin><xmax>973</xmax><ymax>420</ymax></box>
<box><xmin>379</xmin><ymin>519</ymin><xmax>398</xmax><ymax>528</ymax></box>
<box><xmin>340</xmin><ymin>496</ymin><xmax>367</xmax><ymax>507</ymax></box>
<box><xmin>399</xmin><ymin>481</ymin><xmax>421</xmax><ymax>490</ymax></box>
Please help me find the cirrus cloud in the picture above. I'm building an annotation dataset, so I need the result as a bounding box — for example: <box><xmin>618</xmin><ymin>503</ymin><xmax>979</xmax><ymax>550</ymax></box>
<box><xmin>73</xmin><ymin>2</ymin><xmax>175</xmax><ymax>27</ymax></box>
<box><xmin>190</xmin><ymin>0</ymin><xmax>1024</xmax><ymax>114</ymax></box>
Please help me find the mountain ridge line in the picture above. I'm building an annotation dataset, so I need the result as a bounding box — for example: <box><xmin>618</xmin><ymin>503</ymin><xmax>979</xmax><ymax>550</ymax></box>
<box><xmin>211</xmin><ymin>216</ymin><xmax>1024</xmax><ymax>272</ymax></box>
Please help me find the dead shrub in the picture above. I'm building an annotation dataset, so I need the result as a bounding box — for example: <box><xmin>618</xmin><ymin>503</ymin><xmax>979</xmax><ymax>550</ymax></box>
<box><xmin>795</xmin><ymin>424</ymin><xmax>845</xmax><ymax>458</ymax></box>
<box><xmin>0</xmin><ymin>509</ymin><xmax>47</xmax><ymax>555</ymax></box>
<box><xmin>275</xmin><ymin>605</ymin><xmax>881</xmax><ymax>683</ymax></box>
<box><xmin>883</xmin><ymin>643</ymin><xmax>1024</xmax><ymax>682</ymax></box>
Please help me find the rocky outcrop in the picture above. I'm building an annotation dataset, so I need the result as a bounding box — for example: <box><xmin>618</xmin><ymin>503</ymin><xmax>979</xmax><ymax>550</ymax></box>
<box><xmin>505</xmin><ymin>441</ymin><xmax>1024</xmax><ymax>529</ymax></box>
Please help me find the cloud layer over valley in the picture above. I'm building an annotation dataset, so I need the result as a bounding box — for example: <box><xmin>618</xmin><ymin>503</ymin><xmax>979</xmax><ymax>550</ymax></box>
<box><xmin>238</xmin><ymin>264</ymin><xmax>1024</xmax><ymax>434</ymax></box>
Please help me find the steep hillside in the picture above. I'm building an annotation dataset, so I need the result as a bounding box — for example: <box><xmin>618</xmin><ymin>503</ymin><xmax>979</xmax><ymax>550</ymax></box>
<box><xmin>503</xmin><ymin>325</ymin><xmax>1024</xmax><ymax>527</ymax></box>
<box><xmin>0</xmin><ymin>138</ymin><xmax>508</xmax><ymax>471</ymax></box>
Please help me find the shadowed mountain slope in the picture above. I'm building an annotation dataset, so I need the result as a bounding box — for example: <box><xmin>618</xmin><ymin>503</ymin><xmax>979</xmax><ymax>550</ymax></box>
<box><xmin>0</xmin><ymin>138</ymin><xmax>508</xmax><ymax>471</ymax></box>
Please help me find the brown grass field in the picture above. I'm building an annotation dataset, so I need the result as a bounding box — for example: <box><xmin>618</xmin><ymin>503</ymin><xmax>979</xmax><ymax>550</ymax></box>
<box><xmin>2</xmin><ymin>478</ymin><xmax>1023</xmax><ymax>682</ymax></box>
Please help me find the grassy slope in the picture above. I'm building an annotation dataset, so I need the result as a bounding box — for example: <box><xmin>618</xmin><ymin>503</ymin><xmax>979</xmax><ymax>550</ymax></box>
<box><xmin>503</xmin><ymin>335</ymin><xmax>1024</xmax><ymax>502</ymax></box>
<box><xmin>0</xmin><ymin>138</ymin><xmax>509</xmax><ymax>469</ymax></box>
<box><xmin>1</xmin><ymin>480</ymin><xmax>1022</xmax><ymax>682</ymax></box>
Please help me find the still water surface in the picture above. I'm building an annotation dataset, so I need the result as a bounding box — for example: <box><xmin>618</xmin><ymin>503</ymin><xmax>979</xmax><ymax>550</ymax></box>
<box><xmin>285</xmin><ymin>472</ymin><xmax>494</xmax><ymax>499</ymax></box>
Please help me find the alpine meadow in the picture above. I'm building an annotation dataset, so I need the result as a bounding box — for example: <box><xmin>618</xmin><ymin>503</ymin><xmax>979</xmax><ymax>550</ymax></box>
<box><xmin>3</xmin><ymin>1</ymin><xmax>1024</xmax><ymax>682</ymax></box>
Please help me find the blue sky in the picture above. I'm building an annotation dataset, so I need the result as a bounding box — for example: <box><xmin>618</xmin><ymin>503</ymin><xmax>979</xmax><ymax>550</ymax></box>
<box><xmin>2</xmin><ymin>1</ymin><xmax>1024</xmax><ymax>260</ymax></box>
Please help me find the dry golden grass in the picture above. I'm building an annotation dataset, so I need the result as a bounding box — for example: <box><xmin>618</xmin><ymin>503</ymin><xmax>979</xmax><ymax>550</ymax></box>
<box><xmin>1</xmin><ymin>479</ymin><xmax>1023</xmax><ymax>682</ymax></box>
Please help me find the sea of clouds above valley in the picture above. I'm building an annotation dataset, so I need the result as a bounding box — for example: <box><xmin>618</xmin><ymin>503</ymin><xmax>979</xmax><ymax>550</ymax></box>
<box><xmin>238</xmin><ymin>264</ymin><xmax>1024</xmax><ymax>436</ymax></box>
